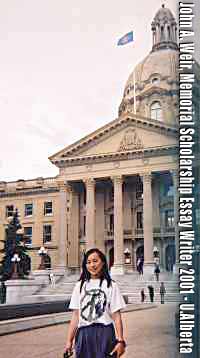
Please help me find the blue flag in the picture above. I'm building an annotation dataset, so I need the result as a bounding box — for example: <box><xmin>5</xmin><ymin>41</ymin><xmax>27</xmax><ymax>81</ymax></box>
<box><xmin>117</xmin><ymin>31</ymin><xmax>133</xmax><ymax>46</ymax></box>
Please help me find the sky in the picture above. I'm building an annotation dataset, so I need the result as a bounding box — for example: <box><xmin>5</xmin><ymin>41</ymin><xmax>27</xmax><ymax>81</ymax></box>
<box><xmin>0</xmin><ymin>0</ymin><xmax>199</xmax><ymax>182</ymax></box>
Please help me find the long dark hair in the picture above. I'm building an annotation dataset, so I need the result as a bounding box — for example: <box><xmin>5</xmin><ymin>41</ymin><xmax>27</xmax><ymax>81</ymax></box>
<box><xmin>79</xmin><ymin>248</ymin><xmax>112</xmax><ymax>292</ymax></box>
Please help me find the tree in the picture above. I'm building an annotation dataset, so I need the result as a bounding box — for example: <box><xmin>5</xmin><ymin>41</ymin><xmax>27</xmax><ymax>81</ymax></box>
<box><xmin>0</xmin><ymin>208</ymin><xmax>31</xmax><ymax>281</ymax></box>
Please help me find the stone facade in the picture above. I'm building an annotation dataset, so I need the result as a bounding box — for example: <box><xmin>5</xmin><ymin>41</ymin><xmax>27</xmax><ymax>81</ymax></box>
<box><xmin>0</xmin><ymin>178</ymin><xmax>61</xmax><ymax>270</ymax></box>
<box><xmin>0</xmin><ymin>5</ymin><xmax>187</xmax><ymax>273</ymax></box>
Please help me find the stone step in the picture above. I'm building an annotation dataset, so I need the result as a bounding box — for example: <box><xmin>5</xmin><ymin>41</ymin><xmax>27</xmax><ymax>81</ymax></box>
<box><xmin>35</xmin><ymin>272</ymin><xmax>179</xmax><ymax>306</ymax></box>
<box><xmin>127</xmin><ymin>297</ymin><xmax>180</xmax><ymax>304</ymax></box>
<box><xmin>118</xmin><ymin>285</ymin><xmax>178</xmax><ymax>292</ymax></box>
<box><xmin>40</xmin><ymin>282</ymin><xmax>76</xmax><ymax>295</ymax></box>
<box><xmin>118</xmin><ymin>281</ymin><xmax>178</xmax><ymax>286</ymax></box>
<box><xmin>38</xmin><ymin>284</ymin><xmax>178</xmax><ymax>299</ymax></box>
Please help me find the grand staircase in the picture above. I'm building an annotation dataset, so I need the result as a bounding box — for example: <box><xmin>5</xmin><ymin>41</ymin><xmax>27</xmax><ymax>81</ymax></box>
<box><xmin>31</xmin><ymin>271</ymin><xmax>180</xmax><ymax>304</ymax></box>
<box><xmin>113</xmin><ymin>272</ymin><xmax>180</xmax><ymax>304</ymax></box>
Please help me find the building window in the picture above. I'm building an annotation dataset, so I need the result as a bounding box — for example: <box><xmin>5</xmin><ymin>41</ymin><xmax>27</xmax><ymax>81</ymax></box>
<box><xmin>160</xmin><ymin>26</ymin><xmax>164</xmax><ymax>41</ymax></box>
<box><xmin>44</xmin><ymin>201</ymin><xmax>53</xmax><ymax>216</ymax></box>
<box><xmin>168</xmin><ymin>26</ymin><xmax>171</xmax><ymax>40</ymax></box>
<box><xmin>24</xmin><ymin>203</ymin><xmax>33</xmax><ymax>217</ymax></box>
<box><xmin>167</xmin><ymin>185</ymin><xmax>174</xmax><ymax>196</ymax></box>
<box><xmin>5</xmin><ymin>205</ymin><xmax>14</xmax><ymax>218</ymax></box>
<box><xmin>165</xmin><ymin>211</ymin><xmax>174</xmax><ymax>227</ymax></box>
<box><xmin>137</xmin><ymin>212</ymin><xmax>143</xmax><ymax>229</ymax></box>
<box><xmin>150</xmin><ymin>101</ymin><xmax>163</xmax><ymax>121</ymax></box>
<box><xmin>24</xmin><ymin>227</ymin><xmax>32</xmax><ymax>245</ymax></box>
<box><xmin>136</xmin><ymin>179</ymin><xmax>143</xmax><ymax>199</ymax></box>
<box><xmin>109</xmin><ymin>188</ymin><xmax>114</xmax><ymax>202</ymax></box>
<box><xmin>152</xmin><ymin>77</ymin><xmax>160</xmax><ymax>85</ymax></box>
<box><xmin>43</xmin><ymin>225</ymin><xmax>52</xmax><ymax>243</ymax></box>
<box><xmin>83</xmin><ymin>189</ymin><xmax>86</xmax><ymax>205</ymax></box>
<box><xmin>109</xmin><ymin>214</ymin><xmax>114</xmax><ymax>232</ymax></box>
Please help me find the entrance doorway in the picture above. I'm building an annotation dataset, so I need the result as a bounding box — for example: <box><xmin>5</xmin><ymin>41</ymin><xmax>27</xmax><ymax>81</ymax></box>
<box><xmin>136</xmin><ymin>245</ymin><xmax>144</xmax><ymax>261</ymax></box>
<box><xmin>165</xmin><ymin>244</ymin><xmax>175</xmax><ymax>271</ymax></box>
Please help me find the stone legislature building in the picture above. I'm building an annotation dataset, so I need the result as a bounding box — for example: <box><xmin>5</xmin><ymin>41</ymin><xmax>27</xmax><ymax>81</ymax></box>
<box><xmin>0</xmin><ymin>5</ymin><xmax>187</xmax><ymax>274</ymax></box>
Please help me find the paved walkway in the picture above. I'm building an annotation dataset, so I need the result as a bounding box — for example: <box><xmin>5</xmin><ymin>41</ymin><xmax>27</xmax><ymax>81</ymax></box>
<box><xmin>0</xmin><ymin>303</ymin><xmax>179</xmax><ymax>358</ymax></box>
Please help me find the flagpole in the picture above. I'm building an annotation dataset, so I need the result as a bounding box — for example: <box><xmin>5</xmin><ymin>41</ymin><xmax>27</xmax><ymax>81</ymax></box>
<box><xmin>133</xmin><ymin>70</ymin><xmax>136</xmax><ymax>115</ymax></box>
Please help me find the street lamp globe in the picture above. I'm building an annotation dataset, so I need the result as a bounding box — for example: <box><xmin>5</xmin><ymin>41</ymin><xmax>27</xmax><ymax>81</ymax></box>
<box><xmin>11</xmin><ymin>254</ymin><xmax>21</xmax><ymax>263</ymax></box>
<box><xmin>38</xmin><ymin>246</ymin><xmax>47</xmax><ymax>256</ymax></box>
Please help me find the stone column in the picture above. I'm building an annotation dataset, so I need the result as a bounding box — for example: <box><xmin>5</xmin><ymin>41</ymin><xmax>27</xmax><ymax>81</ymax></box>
<box><xmin>160</xmin><ymin>208</ymin><xmax>166</xmax><ymax>268</ymax></box>
<box><xmin>95</xmin><ymin>187</ymin><xmax>105</xmax><ymax>253</ymax></box>
<box><xmin>85</xmin><ymin>178</ymin><xmax>96</xmax><ymax>251</ymax></box>
<box><xmin>164</xmin><ymin>24</ymin><xmax>168</xmax><ymax>41</ymax></box>
<box><xmin>159</xmin><ymin>240</ymin><xmax>164</xmax><ymax>267</ymax></box>
<box><xmin>152</xmin><ymin>30</ymin><xmax>156</xmax><ymax>46</ymax></box>
<box><xmin>133</xmin><ymin>247</ymin><xmax>137</xmax><ymax>269</ymax></box>
<box><xmin>158</xmin><ymin>175</ymin><xmax>165</xmax><ymax>269</ymax></box>
<box><xmin>172</xmin><ymin>169</ymin><xmax>179</xmax><ymax>273</ymax></box>
<box><xmin>68</xmin><ymin>186</ymin><xmax>79</xmax><ymax>272</ymax></box>
<box><xmin>156</xmin><ymin>25</ymin><xmax>160</xmax><ymax>43</ymax></box>
<box><xmin>111</xmin><ymin>176</ymin><xmax>124</xmax><ymax>275</ymax></box>
<box><xmin>124</xmin><ymin>182</ymin><xmax>134</xmax><ymax>273</ymax></box>
<box><xmin>142</xmin><ymin>172</ymin><xmax>154</xmax><ymax>273</ymax></box>
<box><xmin>123</xmin><ymin>184</ymin><xmax>132</xmax><ymax>231</ymax></box>
<box><xmin>57</xmin><ymin>180</ymin><xmax>68</xmax><ymax>269</ymax></box>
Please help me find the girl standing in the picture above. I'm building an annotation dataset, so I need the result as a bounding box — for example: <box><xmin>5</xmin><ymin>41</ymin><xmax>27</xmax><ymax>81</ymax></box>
<box><xmin>154</xmin><ymin>264</ymin><xmax>160</xmax><ymax>282</ymax></box>
<box><xmin>65</xmin><ymin>248</ymin><xmax>126</xmax><ymax>358</ymax></box>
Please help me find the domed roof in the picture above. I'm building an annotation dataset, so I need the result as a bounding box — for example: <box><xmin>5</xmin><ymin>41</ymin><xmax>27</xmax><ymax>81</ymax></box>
<box><xmin>151</xmin><ymin>4</ymin><xmax>178</xmax><ymax>52</ymax></box>
<box><xmin>153</xmin><ymin>4</ymin><xmax>175</xmax><ymax>23</ymax></box>
<box><xmin>118</xmin><ymin>5</ymin><xmax>179</xmax><ymax>125</ymax></box>
<box><xmin>125</xmin><ymin>48</ymin><xmax>178</xmax><ymax>90</ymax></box>
<box><xmin>123</xmin><ymin>4</ymin><xmax>178</xmax><ymax>93</ymax></box>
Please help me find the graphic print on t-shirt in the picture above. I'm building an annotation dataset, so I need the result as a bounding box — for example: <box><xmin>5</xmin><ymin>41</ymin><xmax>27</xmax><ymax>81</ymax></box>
<box><xmin>80</xmin><ymin>285</ymin><xmax>107</xmax><ymax>322</ymax></box>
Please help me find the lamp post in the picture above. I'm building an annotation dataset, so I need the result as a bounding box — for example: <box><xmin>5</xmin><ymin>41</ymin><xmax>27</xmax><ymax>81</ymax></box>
<box><xmin>38</xmin><ymin>246</ymin><xmax>47</xmax><ymax>270</ymax></box>
<box><xmin>124</xmin><ymin>248</ymin><xmax>131</xmax><ymax>264</ymax></box>
<box><xmin>7</xmin><ymin>216</ymin><xmax>14</xmax><ymax>224</ymax></box>
<box><xmin>153</xmin><ymin>246</ymin><xmax>159</xmax><ymax>265</ymax></box>
<box><xmin>16</xmin><ymin>228</ymin><xmax>24</xmax><ymax>241</ymax></box>
<box><xmin>11</xmin><ymin>254</ymin><xmax>21</xmax><ymax>279</ymax></box>
<box><xmin>153</xmin><ymin>246</ymin><xmax>159</xmax><ymax>254</ymax></box>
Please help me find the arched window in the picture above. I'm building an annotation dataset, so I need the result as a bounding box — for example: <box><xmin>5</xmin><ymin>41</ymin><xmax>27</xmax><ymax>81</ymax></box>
<box><xmin>150</xmin><ymin>101</ymin><xmax>163</xmax><ymax>121</ymax></box>
<box><xmin>168</xmin><ymin>26</ymin><xmax>171</xmax><ymax>41</ymax></box>
<box><xmin>160</xmin><ymin>26</ymin><xmax>164</xmax><ymax>41</ymax></box>
<box><xmin>152</xmin><ymin>77</ymin><xmax>159</xmax><ymax>85</ymax></box>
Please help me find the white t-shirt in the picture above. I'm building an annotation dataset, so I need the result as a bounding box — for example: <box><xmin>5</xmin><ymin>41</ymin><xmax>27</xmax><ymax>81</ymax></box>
<box><xmin>69</xmin><ymin>279</ymin><xmax>126</xmax><ymax>327</ymax></box>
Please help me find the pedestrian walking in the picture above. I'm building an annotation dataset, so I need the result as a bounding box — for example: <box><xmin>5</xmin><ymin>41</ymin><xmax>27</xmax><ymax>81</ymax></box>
<box><xmin>49</xmin><ymin>272</ymin><xmax>55</xmax><ymax>287</ymax></box>
<box><xmin>137</xmin><ymin>257</ymin><xmax>143</xmax><ymax>276</ymax></box>
<box><xmin>139</xmin><ymin>257</ymin><xmax>144</xmax><ymax>275</ymax></box>
<box><xmin>136</xmin><ymin>258</ymin><xmax>141</xmax><ymax>274</ymax></box>
<box><xmin>154</xmin><ymin>264</ymin><xmax>160</xmax><ymax>282</ymax></box>
<box><xmin>140</xmin><ymin>289</ymin><xmax>146</xmax><ymax>303</ymax></box>
<box><xmin>160</xmin><ymin>282</ymin><xmax>166</xmax><ymax>304</ymax></box>
<box><xmin>148</xmin><ymin>285</ymin><xmax>154</xmax><ymax>303</ymax></box>
<box><xmin>64</xmin><ymin>248</ymin><xmax>126</xmax><ymax>358</ymax></box>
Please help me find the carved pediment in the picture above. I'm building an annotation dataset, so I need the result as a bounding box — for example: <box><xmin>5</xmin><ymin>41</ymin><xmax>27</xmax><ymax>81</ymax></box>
<box><xmin>49</xmin><ymin>114</ymin><xmax>178</xmax><ymax>165</ymax></box>
<box><xmin>118</xmin><ymin>129</ymin><xmax>143</xmax><ymax>151</ymax></box>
